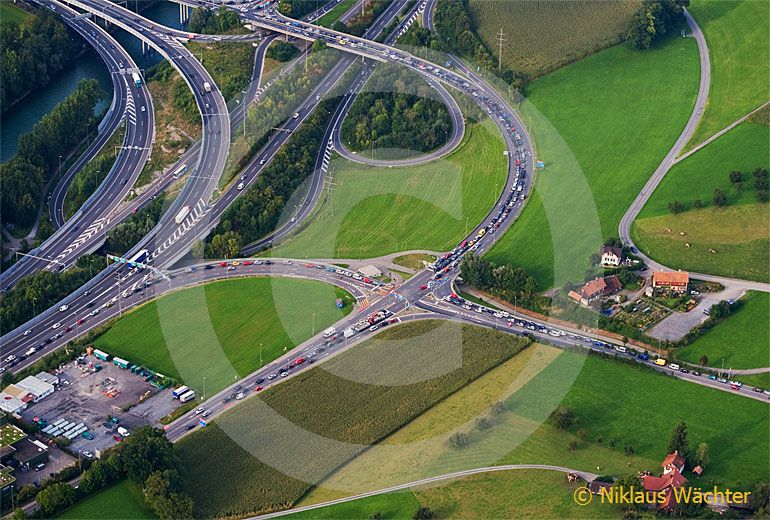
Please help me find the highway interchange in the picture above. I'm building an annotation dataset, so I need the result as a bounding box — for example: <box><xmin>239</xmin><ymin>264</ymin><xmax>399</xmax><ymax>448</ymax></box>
<box><xmin>2</xmin><ymin>0</ymin><xmax>768</xmax><ymax>469</ymax></box>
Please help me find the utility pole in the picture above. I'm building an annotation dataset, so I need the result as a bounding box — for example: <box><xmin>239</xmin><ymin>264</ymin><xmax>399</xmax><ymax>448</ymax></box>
<box><xmin>304</xmin><ymin>40</ymin><xmax>308</xmax><ymax>75</ymax></box>
<box><xmin>496</xmin><ymin>28</ymin><xmax>505</xmax><ymax>72</ymax></box>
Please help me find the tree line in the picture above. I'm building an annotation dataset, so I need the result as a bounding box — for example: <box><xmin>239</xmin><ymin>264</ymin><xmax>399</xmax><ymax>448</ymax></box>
<box><xmin>266</xmin><ymin>40</ymin><xmax>299</xmax><ymax>62</ymax></box>
<box><xmin>340</xmin><ymin>64</ymin><xmax>452</xmax><ymax>154</ymax></box>
<box><xmin>104</xmin><ymin>194</ymin><xmax>167</xmax><ymax>255</ymax></box>
<box><xmin>186</xmin><ymin>6</ymin><xmax>240</xmax><ymax>34</ymax></box>
<box><xmin>0</xmin><ymin>254</ymin><xmax>107</xmax><ymax>335</ymax></box>
<box><xmin>668</xmin><ymin>167</ymin><xmax>769</xmax><ymax>214</ymax></box>
<box><xmin>0</xmin><ymin>9</ymin><xmax>82</xmax><ymax>111</ymax></box>
<box><xmin>627</xmin><ymin>0</ymin><xmax>689</xmax><ymax>49</ymax></box>
<box><xmin>207</xmin><ymin>98</ymin><xmax>340</xmax><ymax>256</ymax></box>
<box><xmin>1</xmin><ymin>79</ymin><xmax>103</xmax><ymax>228</ymax></box>
<box><xmin>25</xmin><ymin>427</ymin><xmax>193</xmax><ymax>519</ymax></box>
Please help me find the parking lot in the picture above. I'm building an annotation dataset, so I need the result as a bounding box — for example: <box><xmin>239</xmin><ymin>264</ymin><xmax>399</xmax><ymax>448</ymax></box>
<box><xmin>21</xmin><ymin>355</ymin><xmax>178</xmax><ymax>457</ymax></box>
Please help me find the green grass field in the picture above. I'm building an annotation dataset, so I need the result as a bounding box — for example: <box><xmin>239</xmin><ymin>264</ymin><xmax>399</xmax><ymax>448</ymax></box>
<box><xmin>0</xmin><ymin>0</ymin><xmax>29</xmax><ymax>24</ymax></box>
<box><xmin>93</xmin><ymin>277</ymin><xmax>354</xmax><ymax>394</ymax></box>
<box><xmin>56</xmin><ymin>480</ymin><xmax>155</xmax><ymax>519</ymax></box>
<box><xmin>269</xmin><ymin>120</ymin><xmax>506</xmax><ymax>259</ymax></box>
<box><xmin>392</xmin><ymin>253</ymin><xmax>436</xmax><ymax>270</ymax></box>
<box><xmin>175</xmin><ymin>321</ymin><xmax>531</xmax><ymax>518</ymax></box>
<box><xmin>638</xmin><ymin>122</ymin><xmax>770</xmax><ymax>218</ymax></box>
<box><xmin>632</xmin><ymin>204</ymin><xmax>769</xmax><ymax>282</ymax></box>
<box><xmin>288</xmin><ymin>469</ymin><xmax>610</xmax><ymax>519</ymax></box>
<box><xmin>632</xmin><ymin>120</ymin><xmax>769</xmax><ymax>282</ymax></box>
<box><xmin>677</xmin><ymin>291</ymin><xmax>770</xmax><ymax>369</ymax></box>
<box><xmin>687</xmin><ymin>0</ymin><xmax>770</xmax><ymax>148</ymax></box>
<box><xmin>488</xmin><ymin>33</ymin><xmax>699</xmax><ymax>289</ymax></box>
<box><xmin>315</xmin><ymin>0</ymin><xmax>355</xmax><ymax>27</ymax></box>
<box><xmin>468</xmin><ymin>0</ymin><xmax>640</xmax><ymax>78</ymax></box>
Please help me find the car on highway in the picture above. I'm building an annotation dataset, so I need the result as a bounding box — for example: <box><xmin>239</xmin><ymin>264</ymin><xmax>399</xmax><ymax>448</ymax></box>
<box><xmin>194</xmin><ymin>407</ymin><xmax>204</xmax><ymax>415</ymax></box>
<box><xmin>202</xmin><ymin>410</ymin><xmax>212</xmax><ymax>417</ymax></box>
<box><xmin>52</xmin><ymin>322</ymin><xmax>62</xmax><ymax>329</ymax></box>
<box><xmin>23</xmin><ymin>329</ymin><xmax>31</xmax><ymax>336</ymax></box>
<box><xmin>59</xmin><ymin>305</ymin><xmax>68</xmax><ymax>312</ymax></box>
<box><xmin>235</xmin><ymin>392</ymin><xmax>245</xmax><ymax>400</ymax></box>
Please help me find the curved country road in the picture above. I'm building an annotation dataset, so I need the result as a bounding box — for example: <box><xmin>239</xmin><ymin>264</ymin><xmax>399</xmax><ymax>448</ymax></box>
<box><xmin>248</xmin><ymin>464</ymin><xmax>598</xmax><ymax>519</ymax></box>
<box><xmin>618</xmin><ymin>10</ymin><xmax>770</xmax><ymax>293</ymax></box>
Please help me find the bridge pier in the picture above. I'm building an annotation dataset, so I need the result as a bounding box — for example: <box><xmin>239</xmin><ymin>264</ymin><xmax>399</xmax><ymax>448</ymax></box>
<box><xmin>179</xmin><ymin>3</ymin><xmax>190</xmax><ymax>24</ymax></box>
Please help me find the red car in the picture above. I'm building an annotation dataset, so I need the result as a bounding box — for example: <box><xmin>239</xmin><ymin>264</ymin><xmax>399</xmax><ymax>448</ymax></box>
<box><xmin>420</xmin><ymin>285</ymin><xmax>428</xmax><ymax>290</ymax></box>
<box><xmin>293</xmin><ymin>357</ymin><xmax>305</xmax><ymax>366</ymax></box>
<box><xmin>305</xmin><ymin>263</ymin><xmax>315</xmax><ymax>268</ymax></box>
<box><xmin>219</xmin><ymin>261</ymin><xmax>227</xmax><ymax>267</ymax></box>
<box><xmin>254</xmin><ymin>385</ymin><xmax>263</xmax><ymax>392</ymax></box>
<box><xmin>65</xmin><ymin>325</ymin><xmax>73</xmax><ymax>332</ymax></box>
<box><xmin>113</xmin><ymin>435</ymin><xmax>122</xmax><ymax>442</ymax></box>
<box><xmin>243</xmin><ymin>260</ymin><xmax>253</xmax><ymax>266</ymax></box>
<box><xmin>76</xmin><ymin>318</ymin><xmax>85</xmax><ymax>325</ymax></box>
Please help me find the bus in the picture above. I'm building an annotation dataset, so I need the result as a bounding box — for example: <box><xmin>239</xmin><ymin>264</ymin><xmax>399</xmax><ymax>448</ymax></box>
<box><xmin>179</xmin><ymin>390</ymin><xmax>196</xmax><ymax>403</ymax></box>
<box><xmin>172</xmin><ymin>163</ymin><xmax>187</xmax><ymax>179</ymax></box>
<box><xmin>128</xmin><ymin>249</ymin><xmax>149</xmax><ymax>267</ymax></box>
<box><xmin>131</xmin><ymin>71</ymin><xmax>142</xmax><ymax>87</ymax></box>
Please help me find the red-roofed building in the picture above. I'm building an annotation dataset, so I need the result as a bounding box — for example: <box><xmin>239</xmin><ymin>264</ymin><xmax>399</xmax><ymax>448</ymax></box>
<box><xmin>642</xmin><ymin>451</ymin><xmax>689</xmax><ymax>512</ymax></box>
<box><xmin>572</xmin><ymin>275</ymin><xmax>623</xmax><ymax>306</ymax></box>
<box><xmin>662</xmin><ymin>451</ymin><xmax>686</xmax><ymax>474</ymax></box>
<box><xmin>652</xmin><ymin>271</ymin><xmax>689</xmax><ymax>293</ymax></box>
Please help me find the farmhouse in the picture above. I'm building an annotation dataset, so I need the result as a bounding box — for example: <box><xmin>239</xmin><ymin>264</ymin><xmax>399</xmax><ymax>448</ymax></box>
<box><xmin>641</xmin><ymin>450</ymin><xmax>688</xmax><ymax>512</ymax></box>
<box><xmin>569</xmin><ymin>275</ymin><xmax>622</xmax><ymax>306</ymax></box>
<box><xmin>652</xmin><ymin>271</ymin><xmax>689</xmax><ymax>293</ymax></box>
<box><xmin>600</xmin><ymin>245</ymin><xmax>623</xmax><ymax>267</ymax></box>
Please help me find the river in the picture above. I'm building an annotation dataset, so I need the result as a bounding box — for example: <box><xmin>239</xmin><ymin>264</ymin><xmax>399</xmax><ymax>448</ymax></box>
<box><xmin>1</xmin><ymin>1</ymin><xmax>185</xmax><ymax>163</ymax></box>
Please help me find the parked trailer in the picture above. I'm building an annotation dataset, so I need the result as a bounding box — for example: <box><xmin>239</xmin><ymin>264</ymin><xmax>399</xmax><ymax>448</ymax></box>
<box><xmin>172</xmin><ymin>385</ymin><xmax>189</xmax><ymax>399</ymax></box>
<box><xmin>93</xmin><ymin>349</ymin><xmax>110</xmax><ymax>361</ymax></box>
<box><xmin>42</xmin><ymin>425</ymin><xmax>55</xmax><ymax>434</ymax></box>
<box><xmin>52</xmin><ymin>419</ymin><xmax>66</xmax><ymax>427</ymax></box>
<box><xmin>179</xmin><ymin>390</ymin><xmax>196</xmax><ymax>403</ymax></box>
<box><xmin>113</xmin><ymin>357</ymin><xmax>129</xmax><ymax>369</ymax></box>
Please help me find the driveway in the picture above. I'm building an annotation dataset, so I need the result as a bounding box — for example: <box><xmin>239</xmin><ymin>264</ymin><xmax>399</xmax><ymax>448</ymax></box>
<box><xmin>648</xmin><ymin>285</ymin><xmax>746</xmax><ymax>341</ymax></box>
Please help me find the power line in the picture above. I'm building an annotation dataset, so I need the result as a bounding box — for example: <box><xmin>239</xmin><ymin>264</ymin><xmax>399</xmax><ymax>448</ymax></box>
<box><xmin>496</xmin><ymin>27</ymin><xmax>506</xmax><ymax>72</ymax></box>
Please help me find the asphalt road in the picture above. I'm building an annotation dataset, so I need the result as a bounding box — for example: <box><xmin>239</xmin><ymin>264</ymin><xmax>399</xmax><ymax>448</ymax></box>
<box><xmin>617</xmin><ymin>10</ymin><xmax>768</xmax><ymax>293</ymax></box>
<box><xmin>0</xmin><ymin>0</ymin><xmax>155</xmax><ymax>291</ymax></box>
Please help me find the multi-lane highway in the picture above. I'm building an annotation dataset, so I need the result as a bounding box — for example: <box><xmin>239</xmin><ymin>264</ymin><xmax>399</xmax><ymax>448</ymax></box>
<box><xmin>0</xmin><ymin>0</ymin><xmax>155</xmax><ymax>291</ymax></box>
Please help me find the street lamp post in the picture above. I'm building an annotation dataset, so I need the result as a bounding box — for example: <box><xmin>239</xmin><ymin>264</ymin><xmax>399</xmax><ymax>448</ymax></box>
<box><xmin>312</xmin><ymin>313</ymin><xmax>316</xmax><ymax>336</ymax></box>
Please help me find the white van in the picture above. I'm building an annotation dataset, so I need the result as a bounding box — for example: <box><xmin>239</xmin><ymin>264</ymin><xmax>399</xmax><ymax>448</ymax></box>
<box><xmin>322</xmin><ymin>327</ymin><xmax>336</xmax><ymax>338</ymax></box>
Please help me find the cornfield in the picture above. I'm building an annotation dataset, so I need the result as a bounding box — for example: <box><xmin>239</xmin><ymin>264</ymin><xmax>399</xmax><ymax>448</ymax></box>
<box><xmin>468</xmin><ymin>0</ymin><xmax>641</xmax><ymax>77</ymax></box>
<box><xmin>176</xmin><ymin>320</ymin><xmax>531</xmax><ymax>518</ymax></box>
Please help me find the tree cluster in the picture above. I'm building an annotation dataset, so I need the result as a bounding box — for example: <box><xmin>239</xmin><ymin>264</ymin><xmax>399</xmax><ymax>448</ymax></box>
<box><xmin>460</xmin><ymin>253</ymin><xmax>546</xmax><ymax>312</ymax></box>
<box><xmin>753</xmin><ymin>167</ymin><xmax>769</xmax><ymax>203</ymax></box>
<box><xmin>667</xmin><ymin>166</ymin><xmax>769</xmax><ymax>214</ymax></box>
<box><xmin>31</xmin><ymin>427</ymin><xmax>193</xmax><ymax>518</ymax></box>
<box><xmin>0</xmin><ymin>254</ymin><xmax>107</xmax><ymax>335</ymax></box>
<box><xmin>277</xmin><ymin>0</ymin><xmax>322</xmax><ymax>19</ymax></box>
<box><xmin>208</xmin><ymin>98</ymin><xmax>340</xmax><ymax>254</ymax></box>
<box><xmin>341</xmin><ymin>65</ymin><xmax>452</xmax><ymax>154</ymax></box>
<box><xmin>64</xmin><ymin>151</ymin><xmax>115</xmax><ymax>219</ymax></box>
<box><xmin>266</xmin><ymin>40</ymin><xmax>299</xmax><ymax>62</ymax></box>
<box><xmin>104</xmin><ymin>194</ymin><xmax>166</xmax><ymax>255</ymax></box>
<box><xmin>627</xmin><ymin>0</ymin><xmax>689</xmax><ymax>50</ymax></box>
<box><xmin>0</xmin><ymin>9</ymin><xmax>81</xmax><ymax>111</ymax></box>
<box><xmin>186</xmin><ymin>6</ymin><xmax>240</xmax><ymax>34</ymax></box>
<box><xmin>1</xmin><ymin>79</ymin><xmax>103</xmax><ymax>228</ymax></box>
<box><xmin>333</xmin><ymin>0</ymin><xmax>388</xmax><ymax>37</ymax></box>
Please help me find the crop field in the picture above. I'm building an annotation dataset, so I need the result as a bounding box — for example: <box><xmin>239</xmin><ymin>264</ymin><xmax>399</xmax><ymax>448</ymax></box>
<box><xmin>677</xmin><ymin>291</ymin><xmax>770</xmax><ymax>369</ymax></box>
<box><xmin>93</xmin><ymin>277</ymin><xmax>353</xmax><ymax>394</ymax></box>
<box><xmin>56</xmin><ymin>480</ymin><xmax>155</xmax><ymax>519</ymax></box>
<box><xmin>687</xmin><ymin>0</ymin><xmax>770</xmax><ymax>148</ymax></box>
<box><xmin>468</xmin><ymin>0</ymin><xmax>640</xmax><ymax>78</ymax></box>
<box><xmin>302</xmin><ymin>343</ymin><xmax>768</xmax><ymax>505</ymax></box>
<box><xmin>632</xmin><ymin>204</ymin><xmax>769</xmax><ymax>283</ymax></box>
<box><xmin>270</xmin><ymin>120</ymin><xmax>507</xmax><ymax>259</ymax></box>
<box><xmin>175</xmin><ymin>321</ymin><xmax>531</xmax><ymax>518</ymax></box>
<box><xmin>488</xmin><ymin>33</ymin><xmax>699</xmax><ymax>289</ymax></box>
